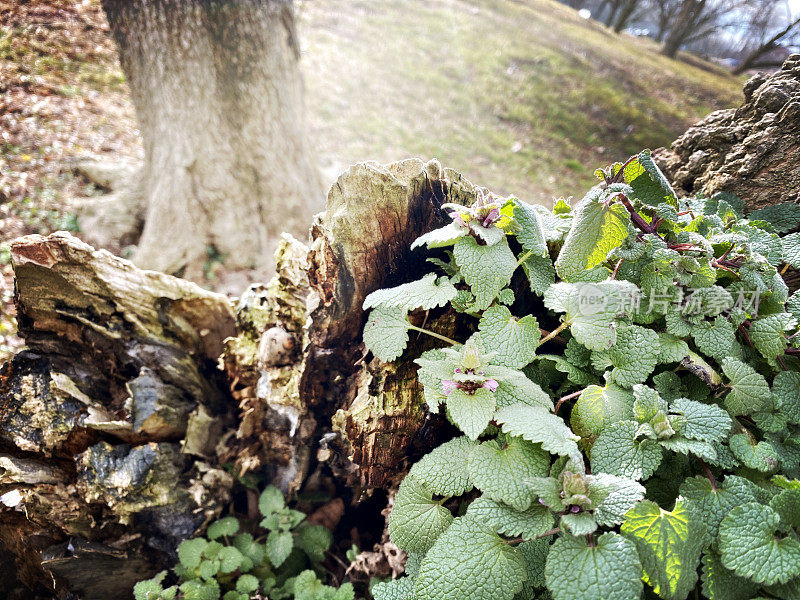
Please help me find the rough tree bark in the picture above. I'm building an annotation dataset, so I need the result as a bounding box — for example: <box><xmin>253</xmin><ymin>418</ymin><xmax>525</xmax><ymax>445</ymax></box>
<box><xmin>655</xmin><ymin>54</ymin><xmax>800</xmax><ymax>213</ymax></box>
<box><xmin>84</xmin><ymin>0</ymin><xmax>322</xmax><ymax>279</ymax></box>
<box><xmin>0</xmin><ymin>159</ymin><xmax>477</xmax><ymax>600</ymax></box>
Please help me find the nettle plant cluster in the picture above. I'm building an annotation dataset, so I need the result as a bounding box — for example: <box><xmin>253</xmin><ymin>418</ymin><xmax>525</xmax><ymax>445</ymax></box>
<box><xmin>363</xmin><ymin>151</ymin><xmax>800</xmax><ymax>600</ymax></box>
<box><xmin>134</xmin><ymin>486</ymin><xmax>351</xmax><ymax>600</ymax></box>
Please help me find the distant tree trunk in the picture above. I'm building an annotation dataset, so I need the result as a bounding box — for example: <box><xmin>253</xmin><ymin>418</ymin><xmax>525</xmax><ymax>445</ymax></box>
<box><xmin>603</xmin><ymin>0</ymin><xmax>621</xmax><ymax>27</ymax></box>
<box><xmin>733</xmin><ymin>15</ymin><xmax>800</xmax><ymax>74</ymax></box>
<box><xmin>612</xmin><ymin>0</ymin><xmax>639</xmax><ymax>33</ymax></box>
<box><xmin>99</xmin><ymin>0</ymin><xmax>323</xmax><ymax>279</ymax></box>
<box><xmin>661</xmin><ymin>0</ymin><xmax>706</xmax><ymax>58</ymax></box>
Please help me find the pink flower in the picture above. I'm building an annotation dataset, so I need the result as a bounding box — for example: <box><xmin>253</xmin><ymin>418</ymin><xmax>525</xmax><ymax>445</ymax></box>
<box><xmin>481</xmin><ymin>379</ymin><xmax>499</xmax><ymax>392</ymax></box>
<box><xmin>441</xmin><ymin>380</ymin><xmax>458</xmax><ymax>395</ymax></box>
<box><xmin>482</xmin><ymin>208</ymin><xmax>500</xmax><ymax>227</ymax></box>
<box><xmin>449</xmin><ymin>211</ymin><xmax>467</xmax><ymax>227</ymax></box>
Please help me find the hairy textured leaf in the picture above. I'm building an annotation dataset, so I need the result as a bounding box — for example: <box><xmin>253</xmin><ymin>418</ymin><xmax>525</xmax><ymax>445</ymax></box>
<box><xmin>729</xmin><ymin>433</ymin><xmax>779</xmax><ymax>472</ymax></box>
<box><xmin>671</xmin><ymin>398</ymin><xmax>732</xmax><ymax>443</ymax></box>
<box><xmin>415</xmin><ymin>516</ymin><xmax>526</xmax><ymax>600</ymax></box>
<box><xmin>772</xmin><ymin>370</ymin><xmax>800</xmax><ymax>424</ymax></box>
<box><xmin>701</xmin><ymin>549</ymin><xmax>759</xmax><ymax>600</ymax></box>
<box><xmin>453</xmin><ymin>236</ymin><xmax>517</xmax><ymax>311</ymax></box>
<box><xmin>622</xmin><ymin>150</ymin><xmax>677</xmax><ymax>208</ymax></box>
<box><xmin>495</xmin><ymin>404</ymin><xmax>582</xmax><ymax>464</ymax></box>
<box><xmin>468</xmin><ymin>436</ymin><xmax>549</xmax><ymax>510</ymax></box>
<box><xmin>679</xmin><ymin>475</ymin><xmax>758</xmax><ymax>541</ymax></box>
<box><xmin>389</xmin><ymin>476</ymin><xmax>453</xmax><ymax>553</ymax></box>
<box><xmin>513</xmin><ymin>199</ymin><xmax>548</xmax><ymax>256</ymax></box>
<box><xmin>372</xmin><ymin>577</ymin><xmax>416</xmax><ymax>600</ymax></box>
<box><xmin>409</xmin><ymin>436</ymin><xmax>474</xmax><ymax>496</ymax></box>
<box><xmin>518</xmin><ymin>537</ymin><xmax>551</xmax><ymax>591</ymax></box>
<box><xmin>749</xmin><ymin>313</ymin><xmax>795</xmax><ymax>362</ymax></box>
<box><xmin>692</xmin><ymin>317</ymin><xmax>736</xmax><ymax>362</ymax></box>
<box><xmin>544</xmin><ymin>281</ymin><xmax>639</xmax><ymax>351</ymax></box>
<box><xmin>411</xmin><ymin>222</ymin><xmax>467</xmax><ymax>249</ymax></box>
<box><xmin>719</xmin><ymin>502</ymin><xmax>800</xmax><ymax>585</ymax></box>
<box><xmin>591</xmin><ymin>421</ymin><xmax>662</xmax><ymax>480</ymax></box>
<box><xmin>607</xmin><ymin>326</ymin><xmax>660</xmax><ymax>387</ymax></box>
<box><xmin>783</xmin><ymin>232</ymin><xmax>800</xmax><ymax>268</ymax></box>
<box><xmin>488</xmin><ymin>367</ymin><xmax>554</xmax><ymax>410</ymax></box>
<box><xmin>590</xmin><ymin>473</ymin><xmax>646</xmax><ymax>527</ymax></box>
<box><xmin>363</xmin><ymin>273</ymin><xmax>458</xmax><ymax>312</ymax></box>
<box><xmin>621</xmin><ymin>499</ymin><xmax>705</xmax><ymax>600</ymax></box>
<box><xmin>478</xmin><ymin>305</ymin><xmax>540</xmax><ymax>368</ymax></box>
<box><xmin>570</xmin><ymin>384</ymin><xmax>634</xmax><ymax>444</ymax></box>
<box><xmin>266</xmin><ymin>530</ymin><xmax>293</xmax><ymax>567</ymax></box>
<box><xmin>721</xmin><ymin>358</ymin><xmax>770</xmax><ymax>416</ymax></box>
<box><xmin>555</xmin><ymin>193</ymin><xmax>630</xmax><ymax>280</ymax></box>
<box><xmin>545</xmin><ymin>532</ymin><xmax>642</xmax><ymax>600</ymax></box>
<box><xmin>446</xmin><ymin>387</ymin><xmax>496</xmax><ymax>440</ymax></box>
<box><xmin>749</xmin><ymin>202</ymin><xmax>800</xmax><ymax>234</ymax></box>
<box><xmin>521</xmin><ymin>253</ymin><xmax>556</xmax><ymax>295</ymax></box>
<box><xmin>466</xmin><ymin>495</ymin><xmax>554</xmax><ymax>539</ymax></box>
<box><xmin>363</xmin><ymin>306</ymin><xmax>410</xmax><ymax>362</ymax></box>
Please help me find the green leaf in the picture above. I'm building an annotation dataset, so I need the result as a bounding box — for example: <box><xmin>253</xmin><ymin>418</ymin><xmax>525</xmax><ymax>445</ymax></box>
<box><xmin>748</xmin><ymin>202</ymin><xmax>800</xmax><ymax>233</ymax></box>
<box><xmin>468</xmin><ymin>436</ymin><xmax>549</xmax><ymax>511</ymax></box>
<box><xmin>719</xmin><ymin>502</ymin><xmax>800</xmax><ymax>585</ymax></box>
<box><xmin>258</xmin><ymin>485</ymin><xmax>285</xmax><ymax>517</ymax></box>
<box><xmin>218</xmin><ymin>546</ymin><xmax>244</xmax><ymax>574</ymax></box>
<box><xmin>363</xmin><ymin>306</ymin><xmax>410</xmax><ymax>362</ymax></box>
<box><xmin>453</xmin><ymin>236</ymin><xmax>517</xmax><ymax>311</ymax></box>
<box><xmin>770</xmin><ymin>488</ymin><xmax>800</xmax><ymax>528</ymax></box>
<box><xmin>487</xmin><ymin>366</ymin><xmax>554</xmax><ymax>410</ymax></box>
<box><xmin>622</xmin><ymin>150</ymin><xmax>677</xmax><ymax>208</ymax></box>
<box><xmin>445</xmin><ymin>387</ymin><xmax>496</xmax><ymax>440</ymax></box>
<box><xmin>478</xmin><ymin>305</ymin><xmax>540</xmax><ymax>368</ymax></box>
<box><xmin>415</xmin><ymin>516</ymin><xmax>526</xmax><ymax>600</ymax></box>
<box><xmin>466</xmin><ymin>495</ymin><xmax>554</xmax><ymax>539</ymax></box>
<box><xmin>772</xmin><ymin>370</ymin><xmax>800</xmax><ymax>424</ymax></box>
<box><xmin>671</xmin><ymin>398</ymin><xmax>732</xmax><ymax>443</ymax></box>
<box><xmin>721</xmin><ymin>358</ymin><xmax>770</xmax><ymax>416</ymax></box>
<box><xmin>749</xmin><ymin>313</ymin><xmax>795</xmax><ymax>362</ymax></box>
<box><xmin>543</xmin><ymin>281</ymin><xmax>639</xmax><ymax>351</ymax></box>
<box><xmin>236</xmin><ymin>574</ymin><xmax>260</xmax><ymax>594</ymax></box>
<box><xmin>729</xmin><ymin>433</ymin><xmax>780</xmax><ymax>472</ymax></box>
<box><xmin>590</xmin><ymin>473</ymin><xmax>646</xmax><ymax>527</ymax></box>
<box><xmin>372</xmin><ymin>577</ymin><xmax>416</xmax><ymax>600</ymax></box>
<box><xmin>207</xmin><ymin>516</ymin><xmax>240</xmax><ymax>540</ymax></box>
<box><xmin>296</xmin><ymin>524</ymin><xmax>332</xmax><ymax>563</ymax></box>
<box><xmin>621</xmin><ymin>498</ymin><xmax>705</xmax><ymax>600</ymax></box>
<box><xmin>199</xmin><ymin>558</ymin><xmax>220</xmax><ymax>580</ymax></box>
<box><xmin>570</xmin><ymin>384</ymin><xmax>634</xmax><ymax>445</ymax></box>
<box><xmin>411</xmin><ymin>223</ymin><xmax>467</xmax><ymax>249</ymax></box>
<box><xmin>518</xmin><ymin>537</ymin><xmax>551</xmax><ymax>590</ymax></box>
<box><xmin>555</xmin><ymin>193</ymin><xmax>630</xmax><ymax>280</ymax></box>
<box><xmin>783</xmin><ymin>231</ymin><xmax>800</xmax><ymax>267</ymax></box>
<box><xmin>233</xmin><ymin>533</ymin><xmax>265</xmax><ymax>566</ymax></box>
<box><xmin>180</xmin><ymin>579</ymin><xmax>220</xmax><ymax>600</ymax></box>
<box><xmin>701</xmin><ymin>549</ymin><xmax>759</xmax><ymax>600</ymax></box>
<box><xmin>495</xmin><ymin>404</ymin><xmax>582</xmax><ymax>465</ymax></box>
<box><xmin>658</xmin><ymin>333</ymin><xmax>690</xmax><ymax>363</ymax></box>
<box><xmin>409</xmin><ymin>436</ymin><xmax>475</xmax><ymax>496</ymax></box>
<box><xmin>591</xmin><ymin>421</ymin><xmax>662</xmax><ymax>480</ymax></box>
<box><xmin>521</xmin><ymin>253</ymin><xmax>556</xmax><ymax>295</ymax></box>
<box><xmin>388</xmin><ymin>475</ymin><xmax>453</xmax><ymax>553</ymax></box>
<box><xmin>513</xmin><ymin>198</ymin><xmax>548</xmax><ymax>255</ymax></box>
<box><xmin>134</xmin><ymin>573</ymin><xmax>166</xmax><ymax>600</ymax></box>
<box><xmin>178</xmin><ymin>538</ymin><xmax>208</xmax><ymax>569</ymax></box>
<box><xmin>679</xmin><ymin>475</ymin><xmax>758</xmax><ymax>540</ymax></box>
<box><xmin>545</xmin><ymin>532</ymin><xmax>642</xmax><ymax>600</ymax></box>
<box><xmin>363</xmin><ymin>273</ymin><xmax>458</xmax><ymax>312</ymax></box>
<box><xmin>692</xmin><ymin>317</ymin><xmax>737</xmax><ymax>362</ymax></box>
<box><xmin>607</xmin><ymin>326</ymin><xmax>660</xmax><ymax>387</ymax></box>
<box><xmin>560</xmin><ymin>511</ymin><xmax>598</xmax><ymax>536</ymax></box>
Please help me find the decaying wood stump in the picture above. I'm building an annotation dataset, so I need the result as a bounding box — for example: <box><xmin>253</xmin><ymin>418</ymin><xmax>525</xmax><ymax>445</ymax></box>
<box><xmin>655</xmin><ymin>54</ymin><xmax>800</xmax><ymax>213</ymax></box>
<box><xmin>0</xmin><ymin>159</ymin><xmax>480</xmax><ymax>600</ymax></box>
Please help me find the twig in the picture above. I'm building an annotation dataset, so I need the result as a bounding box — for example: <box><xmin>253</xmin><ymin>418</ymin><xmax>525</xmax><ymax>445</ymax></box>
<box><xmin>697</xmin><ymin>458</ymin><xmax>717</xmax><ymax>491</ymax></box>
<box><xmin>611</xmin><ymin>258</ymin><xmax>624</xmax><ymax>280</ymax></box>
<box><xmin>554</xmin><ymin>390</ymin><xmax>582</xmax><ymax>414</ymax></box>
<box><xmin>538</xmin><ymin>321</ymin><xmax>571</xmax><ymax>347</ymax></box>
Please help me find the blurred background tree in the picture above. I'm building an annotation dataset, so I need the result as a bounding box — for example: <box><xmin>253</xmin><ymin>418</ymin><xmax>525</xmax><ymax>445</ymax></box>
<box><xmin>96</xmin><ymin>0</ymin><xmax>322</xmax><ymax>278</ymax></box>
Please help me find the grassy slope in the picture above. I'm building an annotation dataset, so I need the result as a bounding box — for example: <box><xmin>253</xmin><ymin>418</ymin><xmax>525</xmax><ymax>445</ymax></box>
<box><xmin>300</xmin><ymin>0</ymin><xmax>742</xmax><ymax>205</ymax></box>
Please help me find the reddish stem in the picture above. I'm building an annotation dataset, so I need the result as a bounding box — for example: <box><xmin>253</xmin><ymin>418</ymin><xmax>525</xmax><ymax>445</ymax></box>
<box><xmin>697</xmin><ymin>458</ymin><xmax>717</xmax><ymax>491</ymax></box>
<box><xmin>554</xmin><ymin>390</ymin><xmax>582</xmax><ymax>414</ymax></box>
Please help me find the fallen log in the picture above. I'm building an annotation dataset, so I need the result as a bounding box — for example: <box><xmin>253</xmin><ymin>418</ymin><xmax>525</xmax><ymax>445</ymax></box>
<box><xmin>0</xmin><ymin>158</ymin><xmax>478</xmax><ymax>600</ymax></box>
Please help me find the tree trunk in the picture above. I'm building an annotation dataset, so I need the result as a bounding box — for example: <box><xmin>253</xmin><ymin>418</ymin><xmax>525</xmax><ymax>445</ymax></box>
<box><xmin>733</xmin><ymin>16</ymin><xmax>800</xmax><ymax>75</ymax></box>
<box><xmin>97</xmin><ymin>0</ymin><xmax>323</xmax><ymax>279</ymax></box>
<box><xmin>660</xmin><ymin>0</ymin><xmax>705</xmax><ymax>58</ymax></box>
<box><xmin>612</xmin><ymin>0</ymin><xmax>638</xmax><ymax>34</ymax></box>
<box><xmin>0</xmin><ymin>159</ymin><xmax>477</xmax><ymax>600</ymax></box>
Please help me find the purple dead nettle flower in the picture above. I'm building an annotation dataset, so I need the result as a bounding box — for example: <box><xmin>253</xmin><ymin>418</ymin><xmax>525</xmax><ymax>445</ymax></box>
<box><xmin>440</xmin><ymin>339</ymin><xmax>498</xmax><ymax>395</ymax></box>
<box><xmin>440</xmin><ymin>378</ymin><xmax>498</xmax><ymax>395</ymax></box>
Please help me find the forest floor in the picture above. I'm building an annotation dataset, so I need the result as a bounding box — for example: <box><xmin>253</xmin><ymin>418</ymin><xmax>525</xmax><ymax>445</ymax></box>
<box><xmin>0</xmin><ymin>0</ymin><xmax>744</xmax><ymax>358</ymax></box>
